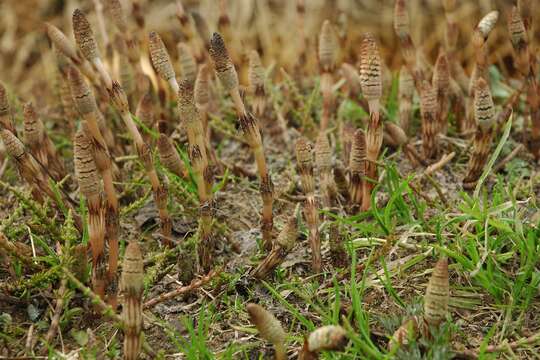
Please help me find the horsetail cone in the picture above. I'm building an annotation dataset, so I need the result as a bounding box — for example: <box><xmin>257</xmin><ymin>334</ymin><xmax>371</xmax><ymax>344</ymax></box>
<box><xmin>476</xmin><ymin>11</ymin><xmax>499</xmax><ymax>41</ymax></box>
<box><xmin>195</xmin><ymin>64</ymin><xmax>210</xmax><ymax>108</ymax></box>
<box><xmin>433</xmin><ymin>52</ymin><xmax>450</xmax><ymax>96</ymax></box>
<box><xmin>252</xmin><ymin>215</ymin><xmax>298</xmax><ymax>279</ymax></box>
<box><xmin>420</xmin><ymin>80</ymin><xmax>438</xmax><ymax>159</ymax></box>
<box><xmin>209</xmin><ymin>32</ymin><xmax>238</xmax><ymax>92</ymax></box>
<box><xmin>248</xmin><ymin>50</ymin><xmax>265</xmax><ymax>95</ymax></box>
<box><xmin>1</xmin><ymin>129</ymin><xmax>25</xmax><ymax>160</ymax></box>
<box><xmin>318</xmin><ymin>20</ymin><xmax>337</xmax><ymax>72</ymax></box>
<box><xmin>105</xmin><ymin>0</ymin><xmax>128</xmax><ymax>33</ymax></box>
<box><xmin>22</xmin><ymin>103</ymin><xmax>45</xmax><ymax>149</ymax></box>
<box><xmin>315</xmin><ymin>133</ymin><xmax>332</xmax><ymax>174</ymax></box>
<box><xmin>0</xmin><ymin>83</ymin><xmax>15</xmax><ymax>134</ymax></box>
<box><xmin>45</xmin><ymin>23</ymin><xmax>79</xmax><ymax>64</ymax></box>
<box><xmin>359</xmin><ymin>33</ymin><xmax>382</xmax><ymax>104</ymax></box>
<box><xmin>136</xmin><ymin>93</ymin><xmax>155</xmax><ymax>131</ymax></box>
<box><xmin>73</xmin><ymin>9</ymin><xmax>100</xmax><ymax>62</ymax></box>
<box><xmin>307</xmin><ymin>325</ymin><xmax>348</xmax><ymax>353</ymax></box>
<box><xmin>68</xmin><ymin>66</ymin><xmax>97</xmax><ymax>115</ymax></box>
<box><xmin>509</xmin><ymin>6</ymin><xmax>527</xmax><ymax>48</ymax></box>
<box><xmin>246</xmin><ymin>304</ymin><xmax>287</xmax><ymax>360</ymax></box>
<box><xmin>158</xmin><ymin>133</ymin><xmax>184</xmax><ymax>178</ymax></box>
<box><xmin>393</xmin><ymin>0</ymin><xmax>410</xmax><ymax>40</ymax></box>
<box><xmin>149</xmin><ymin>32</ymin><xmax>177</xmax><ymax>85</ymax></box>
<box><xmin>463</xmin><ymin>78</ymin><xmax>495</xmax><ymax>189</ymax></box>
<box><xmin>398</xmin><ymin>66</ymin><xmax>414</xmax><ymax>133</ymax></box>
<box><xmin>121</xmin><ymin>241</ymin><xmax>144</xmax><ymax>360</ymax></box>
<box><xmin>177</xmin><ymin>42</ymin><xmax>197</xmax><ymax>84</ymax></box>
<box><xmin>424</xmin><ymin>257</ymin><xmax>449</xmax><ymax>327</ymax></box>
<box><xmin>474</xmin><ymin>78</ymin><xmax>495</xmax><ymax>129</ymax></box>
<box><xmin>295</xmin><ymin>137</ymin><xmax>315</xmax><ymax>194</ymax></box>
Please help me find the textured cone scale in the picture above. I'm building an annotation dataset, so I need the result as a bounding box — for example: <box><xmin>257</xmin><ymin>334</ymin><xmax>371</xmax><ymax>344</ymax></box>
<box><xmin>209</xmin><ymin>32</ymin><xmax>238</xmax><ymax>92</ymax></box>
<box><xmin>424</xmin><ymin>257</ymin><xmax>449</xmax><ymax>326</ymax></box>
<box><xmin>307</xmin><ymin>325</ymin><xmax>348</xmax><ymax>352</ymax></box>
<box><xmin>318</xmin><ymin>20</ymin><xmax>337</xmax><ymax>72</ymax></box>
<box><xmin>195</xmin><ymin>64</ymin><xmax>210</xmax><ymax>108</ymax></box>
<box><xmin>45</xmin><ymin>24</ymin><xmax>79</xmax><ymax>63</ymax></box>
<box><xmin>121</xmin><ymin>242</ymin><xmax>144</xmax><ymax>360</ymax></box>
<box><xmin>177</xmin><ymin>42</ymin><xmax>197</xmax><ymax>84</ymax></box>
<box><xmin>393</xmin><ymin>0</ymin><xmax>410</xmax><ymax>40</ymax></box>
<box><xmin>1</xmin><ymin>129</ymin><xmax>25</xmax><ymax>160</ymax></box>
<box><xmin>246</xmin><ymin>303</ymin><xmax>286</xmax><ymax>347</ymax></box>
<box><xmin>476</xmin><ymin>11</ymin><xmax>499</xmax><ymax>40</ymax></box>
<box><xmin>248</xmin><ymin>50</ymin><xmax>265</xmax><ymax>95</ymax></box>
<box><xmin>68</xmin><ymin>67</ymin><xmax>97</xmax><ymax>115</ymax></box>
<box><xmin>509</xmin><ymin>7</ymin><xmax>527</xmax><ymax>50</ymax></box>
<box><xmin>74</xmin><ymin>129</ymin><xmax>101</xmax><ymax>199</ymax></box>
<box><xmin>420</xmin><ymin>81</ymin><xmax>438</xmax><ymax>159</ymax></box>
<box><xmin>359</xmin><ymin>33</ymin><xmax>382</xmax><ymax>101</ymax></box>
<box><xmin>149</xmin><ymin>32</ymin><xmax>176</xmax><ymax>82</ymax></box>
<box><xmin>73</xmin><ymin>9</ymin><xmax>100</xmax><ymax>61</ymax></box>
<box><xmin>105</xmin><ymin>0</ymin><xmax>127</xmax><ymax>32</ymax></box>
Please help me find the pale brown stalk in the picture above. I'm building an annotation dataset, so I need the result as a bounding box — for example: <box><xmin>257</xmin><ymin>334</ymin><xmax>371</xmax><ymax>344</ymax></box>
<box><xmin>252</xmin><ymin>214</ymin><xmax>298</xmax><ymax>279</ymax></box>
<box><xmin>108</xmin><ymin>82</ymin><xmax>172</xmax><ymax>244</ymax></box>
<box><xmin>246</xmin><ymin>303</ymin><xmax>287</xmax><ymax>360</ymax></box>
<box><xmin>120</xmin><ymin>241</ymin><xmax>144</xmax><ymax>360</ymax></box>
<box><xmin>195</xmin><ymin>64</ymin><xmax>211</xmax><ymax>143</ymax></box>
<box><xmin>210</xmin><ymin>32</ymin><xmax>274</xmax><ymax>250</ymax></box>
<box><xmin>359</xmin><ymin>33</ymin><xmax>382</xmax><ymax>211</ymax></box>
<box><xmin>296</xmin><ymin>137</ymin><xmax>321</xmax><ymax>273</ymax></box>
<box><xmin>393</xmin><ymin>0</ymin><xmax>422</xmax><ymax>85</ymax></box>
